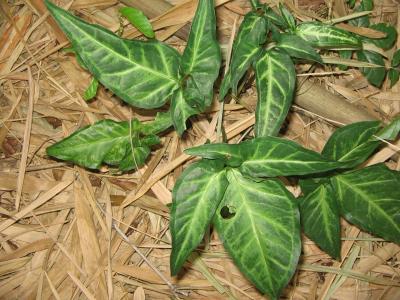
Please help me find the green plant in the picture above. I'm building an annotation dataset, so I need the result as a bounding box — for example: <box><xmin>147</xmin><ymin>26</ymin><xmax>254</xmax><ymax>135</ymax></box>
<box><xmin>45</xmin><ymin>0</ymin><xmax>400</xmax><ymax>298</ymax></box>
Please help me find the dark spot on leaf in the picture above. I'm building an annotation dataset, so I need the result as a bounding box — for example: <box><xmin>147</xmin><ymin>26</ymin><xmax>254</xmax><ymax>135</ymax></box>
<box><xmin>220</xmin><ymin>205</ymin><xmax>236</xmax><ymax>219</ymax></box>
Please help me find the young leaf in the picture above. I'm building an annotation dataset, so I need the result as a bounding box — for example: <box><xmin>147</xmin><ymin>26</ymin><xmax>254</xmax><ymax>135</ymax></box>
<box><xmin>46</xmin><ymin>119</ymin><xmax>157</xmax><ymax>171</ymax></box>
<box><xmin>170</xmin><ymin>160</ymin><xmax>228</xmax><ymax>275</ymax></box>
<box><xmin>219</xmin><ymin>12</ymin><xmax>268</xmax><ymax>99</ymax></box>
<box><xmin>254</xmin><ymin>50</ymin><xmax>296</xmax><ymax>137</ymax></box>
<box><xmin>356</xmin><ymin>50</ymin><xmax>386</xmax><ymax>87</ymax></box>
<box><xmin>299</xmin><ymin>183</ymin><xmax>341</xmax><ymax>260</ymax></box>
<box><xmin>170</xmin><ymin>89</ymin><xmax>200</xmax><ymax>136</ymax></box>
<box><xmin>45</xmin><ymin>0</ymin><xmax>181</xmax><ymax>109</ymax></box>
<box><xmin>239</xmin><ymin>137</ymin><xmax>344</xmax><ymax>177</ymax></box>
<box><xmin>185</xmin><ymin>143</ymin><xmax>243</xmax><ymax>167</ymax></box>
<box><xmin>331</xmin><ymin>164</ymin><xmax>400</xmax><ymax>245</ymax></box>
<box><xmin>119</xmin><ymin>6</ymin><xmax>155</xmax><ymax>38</ymax></box>
<box><xmin>214</xmin><ymin>169</ymin><xmax>300</xmax><ymax>300</ymax></box>
<box><xmin>279</xmin><ymin>4</ymin><xmax>296</xmax><ymax>30</ymax></box>
<box><xmin>322</xmin><ymin>121</ymin><xmax>381</xmax><ymax>168</ymax></box>
<box><xmin>275</xmin><ymin>34</ymin><xmax>323</xmax><ymax>63</ymax></box>
<box><xmin>181</xmin><ymin>0</ymin><xmax>221</xmax><ymax>108</ymax></box>
<box><xmin>83</xmin><ymin>77</ymin><xmax>99</xmax><ymax>101</ymax></box>
<box><xmin>368</xmin><ymin>23</ymin><xmax>397</xmax><ymax>50</ymax></box>
<box><xmin>295</xmin><ymin>22</ymin><xmax>362</xmax><ymax>49</ymax></box>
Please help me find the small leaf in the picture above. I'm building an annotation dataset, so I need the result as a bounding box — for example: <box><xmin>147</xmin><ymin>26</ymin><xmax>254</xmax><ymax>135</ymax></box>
<box><xmin>356</xmin><ymin>50</ymin><xmax>386</xmax><ymax>87</ymax></box>
<box><xmin>46</xmin><ymin>119</ymin><xmax>157</xmax><ymax>171</ymax></box>
<box><xmin>279</xmin><ymin>4</ymin><xmax>296</xmax><ymax>30</ymax></box>
<box><xmin>392</xmin><ymin>49</ymin><xmax>400</xmax><ymax>67</ymax></box>
<box><xmin>219</xmin><ymin>12</ymin><xmax>268</xmax><ymax>99</ymax></box>
<box><xmin>368</xmin><ymin>23</ymin><xmax>397</xmax><ymax>50</ymax></box>
<box><xmin>322</xmin><ymin>121</ymin><xmax>381</xmax><ymax>168</ymax></box>
<box><xmin>254</xmin><ymin>50</ymin><xmax>296</xmax><ymax>137</ymax></box>
<box><xmin>238</xmin><ymin>137</ymin><xmax>344</xmax><ymax>177</ymax></box>
<box><xmin>170</xmin><ymin>89</ymin><xmax>200</xmax><ymax>136</ymax></box>
<box><xmin>181</xmin><ymin>0</ymin><xmax>221</xmax><ymax>108</ymax></box>
<box><xmin>389</xmin><ymin>69</ymin><xmax>400</xmax><ymax>88</ymax></box>
<box><xmin>83</xmin><ymin>77</ymin><xmax>99</xmax><ymax>101</ymax></box>
<box><xmin>170</xmin><ymin>160</ymin><xmax>228</xmax><ymax>275</ymax></box>
<box><xmin>376</xmin><ymin>116</ymin><xmax>400</xmax><ymax>141</ymax></box>
<box><xmin>185</xmin><ymin>143</ymin><xmax>243</xmax><ymax>167</ymax></box>
<box><xmin>263</xmin><ymin>5</ymin><xmax>285</xmax><ymax>28</ymax></box>
<box><xmin>295</xmin><ymin>22</ymin><xmax>362</xmax><ymax>49</ymax></box>
<box><xmin>119</xmin><ymin>6</ymin><xmax>155</xmax><ymax>38</ymax></box>
<box><xmin>214</xmin><ymin>169</ymin><xmax>300</xmax><ymax>299</ymax></box>
<box><xmin>299</xmin><ymin>183</ymin><xmax>341</xmax><ymax>260</ymax></box>
<box><xmin>45</xmin><ymin>0</ymin><xmax>181</xmax><ymax>109</ymax></box>
<box><xmin>276</xmin><ymin>34</ymin><xmax>323</xmax><ymax>63</ymax></box>
<box><xmin>331</xmin><ymin>164</ymin><xmax>400</xmax><ymax>245</ymax></box>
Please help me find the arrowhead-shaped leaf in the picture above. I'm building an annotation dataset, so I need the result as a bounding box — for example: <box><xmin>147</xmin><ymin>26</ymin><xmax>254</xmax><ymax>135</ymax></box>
<box><xmin>295</xmin><ymin>22</ymin><xmax>362</xmax><ymax>49</ymax></box>
<box><xmin>331</xmin><ymin>164</ymin><xmax>400</xmax><ymax>245</ymax></box>
<box><xmin>220</xmin><ymin>12</ymin><xmax>268</xmax><ymax>99</ymax></box>
<box><xmin>214</xmin><ymin>169</ymin><xmax>300</xmax><ymax>299</ymax></box>
<box><xmin>356</xmin><ymin>50</ymin><xmax>386</xmax><ymax>87</ymax></box>
<box><xmin>279</xmin><ymin>4</ymin><xmax>296</xmax><ymax>30</ymax></box>
<box><xmin>45</xmin><ymin>0</ymin><xmax>181</xmax><ymax>109</ymax></box>
<box><xmin>239</xmin><ymin>137</ymin><xmax>344</xmax><ymax>177</ymax></box>
<box><xmin>119</xmin><ymin>6</ymin><xmax>155</xmax><ymax>38</ymax></box>
<box><xmin>322</xmin><ymin>121</ymin><xmax>381</xmax><ymax>168</ymax></box>
<box><xmin>46</xmin><ymin>119</ymin><xmax>159</xmax><ymax>171</ymax></box>
<box><xmin>170</xmin><ymin>89</ymin><xmax>200</xmax><ymax>135</ymax></box>
<box><xmin>170</xmin><ymin>160</ymin><xmax>228</xmax><ymax>275</ymax></box>
<box><xmin>254</xmin><ymin>49</ymin><xmax>296</xmax><ymax>137</ymax></box>
<box><xmin>299</xmin><ymin>183</ymin><xmax>341</xmax><ymax>259</ymax></box>
<box><xmin>276</xmin><ymin>34</ymin><xmax>323</xmax><ymax>63</ymax></box>
<box><xmin>181</xmin><ymin>0</ymin><xmax>221</xmax><ymax>108</ymax></box>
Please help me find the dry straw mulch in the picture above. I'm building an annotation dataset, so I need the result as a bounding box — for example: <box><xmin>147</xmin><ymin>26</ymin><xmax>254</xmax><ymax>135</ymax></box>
<box><xmin>0</xmin><ymin>0</ymin><xmax>400</xmax><ymax>299</ymax></box>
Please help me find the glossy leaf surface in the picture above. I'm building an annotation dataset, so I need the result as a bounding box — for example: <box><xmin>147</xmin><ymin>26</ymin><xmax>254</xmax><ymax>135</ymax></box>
<box><xmin>276</xmin><ymin>34</ymin><xmax>323</xmax><ymax>63</ymax></box>
<box><xmin>46</xmin><ymin>0</ymin><xmax>181</xmax><ymax>109</ymax></box>
<box><xmin>46</xmin><ymin>119</ymin><xmax>158</xmax><ymax>171</ymax></box>
<box><xmin>239</xmin><ymin>137</ymin><xmax>344</xmax><ymax>177</ymax></box>
<box><xmin>331</xmin><ymin>164</ymin><xmax>400</xmax><ymax>245</ymax></box>
<box><xmin>214</xmin><ymin>169</ymin><xmax>300</xmax><ymax>300</ymax></box>
<box><xmin>356</xmin><ymin>50</ymin><xmax>386</xmax><ymax>87</ymax></box>
<box><xmin>295</xmin><ymin>22</ymin><xmax>362</xmax><ymax>49</ymax></box>
<box><xmin>254</xmin><ymin>50</ymin><xmax>296</xmax><ymax>137</ymax></box>
<box><xmin>182</xmin><ymin>0</ymin><xmax>220</xmax><ymax>108</ymax></box>
<box><xmin>119</xmin><ymin>6</ymin><xmax>155</xmax><ymax>38</ymax></box>
<box><xmin>299</xmin><ymin>184</ymin><xmax>341</xmax><ymax>259</ymax></box>
<box><xmin>220</xmin><ymin>12</ymin><xmax>268</xmax><ymax>99</ymax></box>
<box><xmin>322</xmin><ymin>121</ymin><xmax>381</xmax><ymax>168</ymax></box>
<box><xmin>170</xmin><ymin>160</ymin><xmax>228</xmax><ymax>275</ymax></box>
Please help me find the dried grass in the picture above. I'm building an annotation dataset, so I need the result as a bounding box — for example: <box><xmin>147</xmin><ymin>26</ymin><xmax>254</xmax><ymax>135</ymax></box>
<box><xmin>0</xmin><ymin>0</ymin><xmax>399</xmax><ymax>299</ymax></box>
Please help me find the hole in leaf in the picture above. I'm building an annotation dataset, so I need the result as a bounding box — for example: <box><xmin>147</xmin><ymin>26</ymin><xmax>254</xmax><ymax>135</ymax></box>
<box><xmin>220</xmin><ymin>205</ymin><xmax>236</xmax><ymax>219</ymax></box>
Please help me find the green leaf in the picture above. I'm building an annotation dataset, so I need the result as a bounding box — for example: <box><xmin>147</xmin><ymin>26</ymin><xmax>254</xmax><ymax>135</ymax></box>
<box><xmin>185</xmin><ymin>143</ymin><xmax>243</xmax><ymax>167</ymax></box>
<box><xmin>214</xmin><ymin>169</ymin><xmax>300</xmax><ymax>299</ymax></box>
<box><xmin>389</xmin><ymin>69</ymin><xmax>400</xmax><ymax>88</ymax></box>
<box><xmin>170</xmin><ymin>89</ymin><xmax>200</xmax><ymax>136</ymax></box>
<box><xmin>322</xmin><ymin>121</ymin><xmax>381</xmax><ymax>168</ymax></box>
<box><xmin>356</xmin><ymin>50</ymin><xmax>386</xmax><ymax>87</ymax></box>
<box><xmin>392</xmin><ymin>49</ymin><xmax>400</xmax><ymax>67</ymax></box>
<box><xmin>349</xmin><ymin>0</ymin><xmax>373</xmax><ymax>27</ymax></box>
<box><xmin>338</xmin><ymin>50</ymin><xmax>352</xmax><ymax>70</ymax></box>
<box><xmin>46</xmin><ymin>119</ymin><xmax>158</xmax><ymax>171</ymax></box>
<box><xmin>376</xmin><ymin>116</ymin><xmax>400</xmax><ymax>141</ymax></box>
<box><xmin>276</xmin><ymin>34</ymin><xmax>323</xmax><ymax>63</ymax></box>
<box><xmin>119</xmin><ymin>6</ymin><xmax>155</xmax><ymax>38</ymax></box>
<box><xmin>170</xmin><ymin>159</ymin><xmax>228</xmax><ymax>275</ymax></box>
<box><xmin>238</xmin><ymin>137</ymin><xmax>344</xmax><ymax>177</ymax></box>
<box><xmin>299</xmin><ymin>183</ymin><xmax>341</xmax><ymax>260</ymax></box>
<box><xmin>368</xmin><ymin>23</ymin><xmax>397</xmax><ymax>50</ymax></box>
<box><xmin>254</xmin><ymin>50</ymin><xmax>296</xmax><ymax>137</ymax></box>
<box><xmin>299</xmin><ymin>176</ymin><xmax>331</xmax><ymax>195</ymax></box>
<box><xmin>279</xmin><ymin>4</ymin><xmax>296</xmax><ymax>30</ymax></box>
<box><xmin>181</xmin><ymin>0</ymin><xmax>221</xmax><ymax>108</ymax></box>
<box><xmin>347</xmin><ymin>0</ymin><xmax>356</xmax><ymax>9</ymax></box>
<box><xmin>331</xmin><ymin>164</ymin><xmax>400</xmax><ymax>245</ymax></box>
<box><xmin>219</xmin><ymin>12</ymin><xmax>268</xmax><ymax>99</ymax></box>
<box><xmin>83</xmin><ymin>77</ymin><xmax>99</xmax><ymax>101</ymax></box>
<box><xmin>263</xmin><ymin>5</ymin><xmax>285</xmax><ymax>28</ymax></box>
<box><xmin>250</xmin><ymin>0</ymin><xmax>261</xmax><ymax>10</ymax></box>
<box><xmin>295</xmin><ymin>22</ymin><xmax>362</xmax><ymax>49</ymax></box>
<box><xmin>141</xmin><ymin>111</ymin><xmax>173</xmax><ymax>135</ymax></box>
<box><xmin>45</xmin><ymin>0</ymin><xmax>181</xmax><ymax>109</ymax></box>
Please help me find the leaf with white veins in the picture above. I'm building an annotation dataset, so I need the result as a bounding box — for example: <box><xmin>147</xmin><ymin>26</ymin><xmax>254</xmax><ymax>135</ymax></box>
<box><xmin>276</xmin><ymin>34</ymin><xmax>323</xmax><ymax>63</ymax></box>
<box><xmin>170</xmin><ymin>88</ymin><xmax>200</xmax><ymax>136</ymax></box>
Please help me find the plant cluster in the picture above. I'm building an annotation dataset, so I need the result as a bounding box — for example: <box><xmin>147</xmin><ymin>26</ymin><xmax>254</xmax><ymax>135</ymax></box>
<box><xmin>45</xmin><ymin>0</ymin><xmax>400</xmax><ymax>298</ymax></box>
